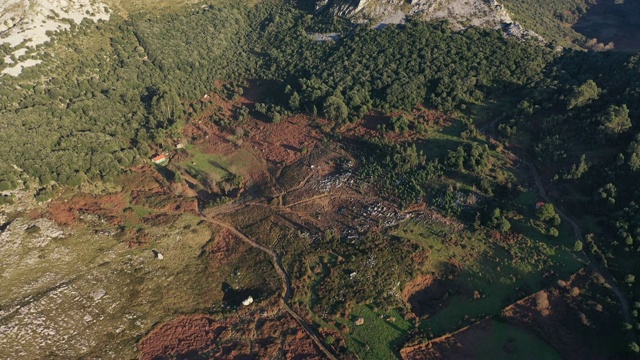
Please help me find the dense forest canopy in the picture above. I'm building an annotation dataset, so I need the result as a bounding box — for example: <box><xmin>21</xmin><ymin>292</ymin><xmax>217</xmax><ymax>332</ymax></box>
<box><xmin>0</xmin><ymin>1</ymin><xmax>555</xmax><ymax>188</ymax></box>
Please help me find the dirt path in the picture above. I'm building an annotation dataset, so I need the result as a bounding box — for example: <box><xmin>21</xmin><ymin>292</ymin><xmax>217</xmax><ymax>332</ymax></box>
<box><xmin>200</xmin><ymin>213</ymin><xmax>339</xmax><ymax>360</ymax></box>
<box><xmin>479</xmin><ymin>118</ymin><xmax>633</xmax><ymax>328</ymax></box>
<box><xmin>520</xmin><ymin>158</ymin><xmax>633</xmax><ymax>326</ymax></box>
<box><xmin>284</xmin><ymin>192</ymin><xmax>375</xmax><ymax>208</ymax></box>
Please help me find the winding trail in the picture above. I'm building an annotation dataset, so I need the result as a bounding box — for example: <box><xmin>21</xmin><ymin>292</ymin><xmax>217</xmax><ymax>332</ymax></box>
<box><xmin>520</xmin><ymin>158</ymin><xmax>633</xmax><ymax>325</ymax></box>
<box><xmin>481</xmin><ymin>117</ymin><xmax>633</xmax><ymax>327</ymax></box>
<box><xmin>200</xmin><ymin>213</ymin><xmax>339</xmax><ymax>360</ymax></box>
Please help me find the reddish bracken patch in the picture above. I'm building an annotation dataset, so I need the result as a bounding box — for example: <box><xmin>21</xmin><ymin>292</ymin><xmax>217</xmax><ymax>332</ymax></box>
<box><xmin>137</xmin><ymin>315</ymin><xmax>226</xmax><ymax>360</ymax></box>
<box><xmin>137</xmin><ymin>309</ymin><xmax>324</xmax><ymax>359</ymax></box>
<box><xmin>247</xmin><ymin>115</ymin><xmax>321</xmax><ymax>165</ymax></box>
<box><xmin>47</xmin><ymin>165</ymin><xmax>197</xmax><ymax>229</ymax></box>
<box><xmin>206</xmin><ymin>229</ymin><xmax>250</xmax><ymax>267</ymax></box>
<box><xmin>121</xmin><ymin>227</ymin><xmax>151</xmax><ymax>248</ymax></box>
<box><xmin>185</xmin><ymin>111</ymin><xmax>322</xmax><ymax>167</ymax></box>
<box><xmin>47</xmin><ymin>193</ymin><xmax>126</xmax><ymax>226</ymax></box>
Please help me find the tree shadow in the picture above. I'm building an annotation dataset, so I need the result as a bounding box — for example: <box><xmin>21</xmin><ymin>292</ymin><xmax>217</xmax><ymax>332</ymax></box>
<box><xmin>221</xmin><ymin>282</ymin><xmax>262</xmax><ymax>308</ymax></box>
<box><xmin>573</xmin><ymin>0</ymin><xmax>640</xmax><ymax>52</ymax></box>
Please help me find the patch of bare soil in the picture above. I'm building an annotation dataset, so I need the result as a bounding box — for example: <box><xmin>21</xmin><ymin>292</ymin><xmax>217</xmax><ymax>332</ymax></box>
<box><xmin>400</xmin><ymin>319</ymin><xmax>493</xmax><ymax>360</ymax></box>
<box><xmin>502</xmin><ymin>269</ymin><xmax>620</xmax><ymax>360</ymax></box>
<box><xmin>403</xmin><ymin>275</ymin><xmax>448</xmax><ymax>318</ymax></box>
<box><xmin>138</xmin><ymin>307</ymin><xmax>324</xmax><ymax>360</ymax></box>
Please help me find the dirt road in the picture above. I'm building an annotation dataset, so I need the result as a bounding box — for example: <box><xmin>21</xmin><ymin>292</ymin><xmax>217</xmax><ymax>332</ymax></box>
<box><xmin>200</xmin><ymin>213</ymin><xmax>339</xmax><ymax>360</ymax></box>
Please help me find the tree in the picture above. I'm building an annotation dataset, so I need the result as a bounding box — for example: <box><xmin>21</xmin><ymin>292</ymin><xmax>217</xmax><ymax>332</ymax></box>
<box><xmin>323</xmin><ymin>96</ymin><xmax>348</xmax><ymax>122</ymax></box>
<box><xmin>564</xmin><ymin>154</ymin><xmax>589</xmax><ymax>180</ymax></box>
<box><xmin>488</xmin><ymin>208</ymin><xmax>511</xmax><ymax>232</ymax></box>
<box><xmin>628</xmin><ymin>138</ymin><xmax>640</xmax><ymax>172</ymax></box>
<box><xmin>548</xmin><ymin>227</ymin><xmax>559</xmax><ymax>237</ymax></box>
<box><xmin>151</xmin><ymin>88</ymin><xmax>182</xmax><ymax>127</ymax></box>
<box><xmin>596</xmin><ymin>183</ymin><xmax>617</xmax><ymax>206</ymax></box>
<box><xmin>626</xmin><ymin>274</ymin><xmax>636</xmax><ymax>285</ymax></box>
<box><xmin>600</xmin><ymin>104</ymin><xmax>631</xmax><ymax>137</ymax></box>
<box><xmin>390</xmin><ymin>115</ymin><xmax>410</xmax><ymax>132</ymax></box>
<box><xmin>573</xmin><ymin>240</ymin><xmax>584</xmax><ymax>252</ymax></box>
<box><xmin>289</xmin><ymin>91</ymin><xmax>300</xmax><ymax>111</ymax></box>
<box><xmin>538</xmin><ymin>203</ymin><xmax>558</xmax><ymax>222</ymax></box>
<box><xmin>499</xmin><ymin>217</ymin><xmax>512</xmax><ymax>232</ymax></box>
<box><xmin>567</xmin><ymin>80</ymin><xmax>601</xmax><ymax>109</ymax></box>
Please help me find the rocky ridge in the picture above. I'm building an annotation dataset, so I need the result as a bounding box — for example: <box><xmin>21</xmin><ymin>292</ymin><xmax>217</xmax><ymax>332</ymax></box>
<box><xmin>316</xmin><ymin>0</ymin><xmax>542</xmax><ymax>39</ymax></box>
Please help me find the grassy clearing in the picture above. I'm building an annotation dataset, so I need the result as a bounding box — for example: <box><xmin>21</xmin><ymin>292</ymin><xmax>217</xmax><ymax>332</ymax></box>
<box><xmin>392</xmin><ymin>220</ymin><xmax>487</xmax><ymax>274</ymax></box>
<box><xmin>514</xmin><ymin>191</ymin><xmax>538</xmax><ymax>206</ymax></box>
<box><xmin>180</xmin><ymin>147</ymin><xmax>262</xmax><ymax>183</ymax></box>
<box><xmin>467</xmin><ymin>94</ymin><xmax>518</xmax><ymax>119</ymax></box>
<box><xmin>182</xmin><ymin>150</ymin><xmax>233</xmax><ymax>182</ymax></box>
<box><xmin>415</xmin><ymin>119</ymin><xmax>465</xmax><ymax>159</ymax></box>
<box><xmin>338</xmin><ymin>305</ymin><xmax>411</xmax><ymax>360</ymax></box>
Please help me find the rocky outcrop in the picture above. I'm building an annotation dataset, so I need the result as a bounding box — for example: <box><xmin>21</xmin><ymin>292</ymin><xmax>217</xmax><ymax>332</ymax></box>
<box><xmin>315</xmin><ymin>0</ymin><xmax>542</xmax><ymax>39</ymax></box>
<box><xmin>316</xmin><ymin>0</ymin><xmax>372</xmax><ymax>17</ymax></box>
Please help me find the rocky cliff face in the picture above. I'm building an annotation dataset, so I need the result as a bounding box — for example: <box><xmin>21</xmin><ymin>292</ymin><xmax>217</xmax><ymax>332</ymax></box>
<box><xmin>316</xmin><ymin>0</ymin><xmax>371</xmax><ymax>17</ymax></box>
<box><xmin>316</xmin><ymin>0</ymin><xmax>515</xmax><ymax>30</ymax></box>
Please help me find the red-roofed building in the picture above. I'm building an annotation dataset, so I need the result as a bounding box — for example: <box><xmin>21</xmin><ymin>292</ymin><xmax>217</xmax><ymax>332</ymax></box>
<box><xmin>151</xmin><ymin>154</ymin><xmax>168</xmax><ymax>164</ymax></box>
<box><xmin>536</xmin><ymin>201</ymin><xmax>545</xmax><ymax>209</ymax></box>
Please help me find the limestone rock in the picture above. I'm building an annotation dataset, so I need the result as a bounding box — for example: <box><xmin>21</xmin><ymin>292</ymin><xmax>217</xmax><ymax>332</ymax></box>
<box><xmin>242</xmin><ymin>296</ymin><xmax>254</xmax><ymax>306</ymax></box>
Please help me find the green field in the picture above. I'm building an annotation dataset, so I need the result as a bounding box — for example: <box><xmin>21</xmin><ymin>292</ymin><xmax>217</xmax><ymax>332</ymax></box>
<box><xmin>339</xmin><ymin>305</ymin><xmax>412</xmax><ymax>360</ymax></box>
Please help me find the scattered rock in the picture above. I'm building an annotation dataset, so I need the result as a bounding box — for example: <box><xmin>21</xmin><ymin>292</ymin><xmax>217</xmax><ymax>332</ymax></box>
<box><xmin>92</xmin><ymin>289</ymin><xmax>106</xmax><ymax>301</ymax></box>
